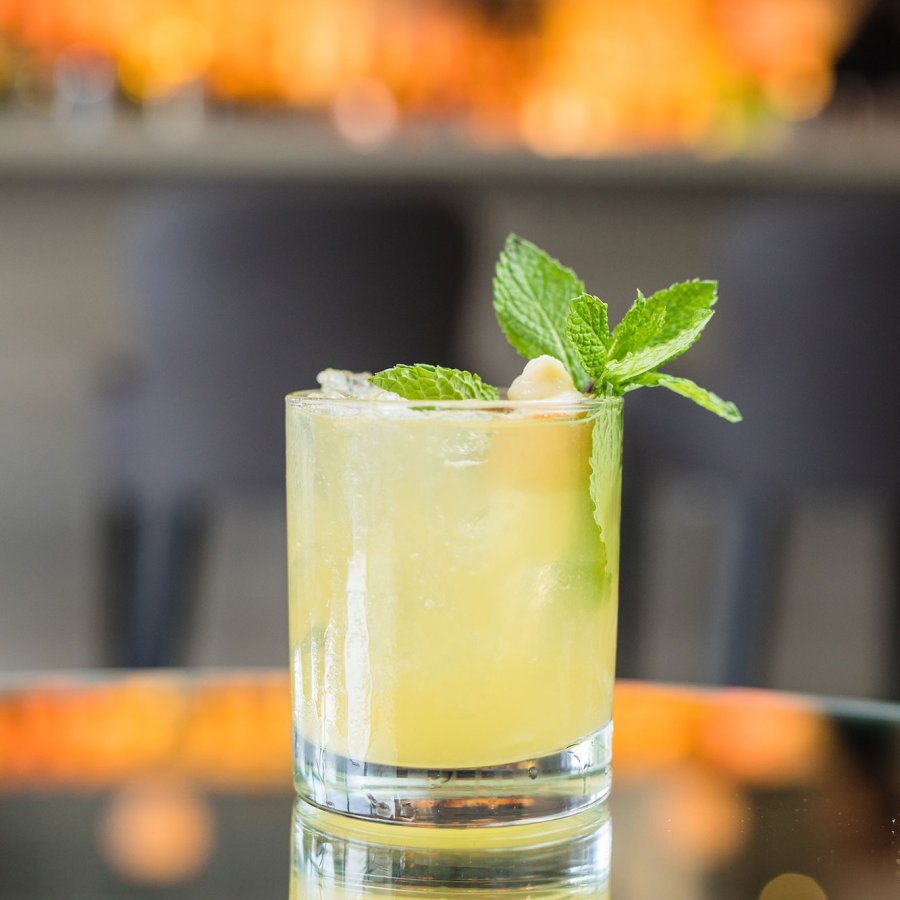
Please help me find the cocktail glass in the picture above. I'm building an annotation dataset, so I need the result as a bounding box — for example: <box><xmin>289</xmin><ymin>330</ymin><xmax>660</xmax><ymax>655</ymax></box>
<box><xmin>286</xmin><ymin>391</ymin><xmax>622</xmax><ymax>826</ymax></box>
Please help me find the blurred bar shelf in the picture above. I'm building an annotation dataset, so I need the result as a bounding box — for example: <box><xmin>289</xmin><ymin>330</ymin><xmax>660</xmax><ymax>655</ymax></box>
<box><xmin>2</xmin><ymin>115</ymin><xmax>900</xmax><ymax>191</ymax></box>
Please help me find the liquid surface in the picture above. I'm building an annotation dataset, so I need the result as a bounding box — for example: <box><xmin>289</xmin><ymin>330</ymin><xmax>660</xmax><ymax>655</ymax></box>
<box><xmin>286</xmin><ymin>398</ymin><xmax>622</xmax><ymax>769</ymax></box>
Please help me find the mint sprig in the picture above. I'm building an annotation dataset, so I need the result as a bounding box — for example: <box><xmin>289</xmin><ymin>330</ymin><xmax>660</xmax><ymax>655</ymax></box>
<box><xmin>564</xmin><ymin>276</ymin><xmax>738</xmax><ymax>421</ymax></box>
<box><xmin>370</xmin><ymin>364</ymin><xmax>499</xmax><ymax>401</ymax></box>
<box><xmin>489</xmin><ymin>238</ymin><xmax>737</xmax><ymax>422</ymax></box>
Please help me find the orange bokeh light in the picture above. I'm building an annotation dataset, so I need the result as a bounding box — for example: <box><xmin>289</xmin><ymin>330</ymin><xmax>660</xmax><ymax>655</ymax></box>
<box><xmin>649</xmin><ymin>765</ymin><xmax>749</xmax><ymax>869</ymax></box>
<box><xmin>0</xmin><ymin>0</ymin><xmax>862</xmax><ymax>153</ymax></box>
<box><xmin>99</xmin><ymin>776</ymin><xmax>215</xmax><ymax>884</ymax></box>
<box><xmin>612</xmin><ymin>683</ymin><xmax>702</xmax><ymax>777</ymax></box>
<box><xmin>698</xmin><ymin>689</ymin><xmax>832</xmax><ymax>786</ymax></box>
<box><xmin>0</xmin><ymin>673</ymin><xmax>291</xmax><ymax>792</ymax></box>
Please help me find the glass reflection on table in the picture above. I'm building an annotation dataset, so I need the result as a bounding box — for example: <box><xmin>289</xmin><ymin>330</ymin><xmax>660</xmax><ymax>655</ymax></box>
<box><xmin>291</xmin><ymin>798</ymin><xmax>611</xmax><ymax>898</ymax></box>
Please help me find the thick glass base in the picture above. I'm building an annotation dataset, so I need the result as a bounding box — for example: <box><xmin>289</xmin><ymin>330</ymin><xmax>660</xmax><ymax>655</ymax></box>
<box><xmin>294</xmin><ymin>721</ymin><xmax>612</xmax><ymax>827</ymax></box>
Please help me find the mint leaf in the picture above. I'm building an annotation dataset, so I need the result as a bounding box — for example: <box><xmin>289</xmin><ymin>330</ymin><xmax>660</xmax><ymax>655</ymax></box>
<box><xmin>606</xmin><ymin>280</ymin><xmax>717</xmax><ymax>385</ymax></box>
<box><xmin>645</xmin><ymin>279</ymin><xmax>717</xmax><ymax>338</ymax></box>
<box><xmin>604</xmin><ymin>289</ymin><xmax>665</xmax><ymax>382</ymax></box>
<box><xmin>493</xmin><ymin>235</ymin><xmax>589</xmax><ymax>390</ymax></box>
<box><xmin>588</xmin><ymin>400</ymin><xmax>624</xmax><ymax>588</ymax></box>
<box><xmin>565</xmin><ymin>293</ymin><xmax>610</xmax><ymax>382</ymax></box>
<box><xmin>370</xmin><ymin>364</ymin><xmax>500</xmax><ymax>401</ymax></box>
<box><xmin>606</xmin><ymin>308</ymin><xmax>713</xmax><ymax>384</ymax></box>
<box><xmin>625</xmin><ymin>372</ymin><xmax>742</xmax><ymax>422</ymax></box>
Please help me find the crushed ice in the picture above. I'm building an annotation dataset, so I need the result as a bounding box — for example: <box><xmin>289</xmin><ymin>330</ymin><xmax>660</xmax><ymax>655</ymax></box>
<box><xmin>315</xmin><ymin>369</ymin><xmax>399</xmax><ymax>400</ymax></box>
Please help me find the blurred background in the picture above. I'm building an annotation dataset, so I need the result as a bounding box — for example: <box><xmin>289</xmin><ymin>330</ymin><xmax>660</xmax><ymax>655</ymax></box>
<box><xmin>0</xmin><ymin>0</ymin><xmax>897</xmax><ymax>699</ymax></box>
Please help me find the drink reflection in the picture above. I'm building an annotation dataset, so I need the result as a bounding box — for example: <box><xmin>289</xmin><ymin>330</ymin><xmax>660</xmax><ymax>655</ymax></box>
<box><xmin>290</xmin><ymin>798</ymin><xmax>611</xmax><ymax>898</ymax></box>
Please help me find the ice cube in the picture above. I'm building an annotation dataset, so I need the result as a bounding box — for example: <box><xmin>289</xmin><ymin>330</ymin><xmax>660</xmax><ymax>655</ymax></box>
<box><xmin>315</xmin><ymin>369</ymin><xmax>398</xmax><ymax>400</ymax></box>
<box><xmin>440</xmin><ymin>429</ymin><xmax>489</xmax><ymax>467</ymax></box>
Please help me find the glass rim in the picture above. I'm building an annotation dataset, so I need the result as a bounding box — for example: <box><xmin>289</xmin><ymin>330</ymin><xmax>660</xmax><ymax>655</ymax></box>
<box><xmin>285</xmin><ymin>389</ymin><xmax>624</xmax><ymax>414</ymax></box>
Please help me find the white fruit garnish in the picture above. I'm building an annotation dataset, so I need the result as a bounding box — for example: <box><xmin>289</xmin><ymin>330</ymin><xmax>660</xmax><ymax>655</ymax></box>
<box><xmin>507</xmin><ymin>355</ymin><xmax>584</xmax><ymax>403</ymax></box>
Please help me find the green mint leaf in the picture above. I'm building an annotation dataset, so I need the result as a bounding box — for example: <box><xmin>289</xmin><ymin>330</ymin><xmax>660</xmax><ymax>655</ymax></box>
<box><xmin>370</xmin><ymin>364</ymin><xmax>500</xmax><ymax>401</ymax></box>
<box><xmin>606</xmin><ymin>280</ymin><xmax>717</xmax><ymax>384</ymax></box>
<box><xmin>588</xmin><ymin>400</ymin><xmax>624</xmax><ymax>589</ymax></box>
<box><xmin>565</xmin><ymin>293</ymin><xmax>610</xmax><ymax>382</ymax></box>
<box><xmin>493</xmin><ymin>234</ymin><xmax>589</xmax><ymax>390</ymax></box>
<box><xmin>625</xmin><ymin>372</ymin><xmax>742</xmax><ymax>422</ymax></box>
<box><xmin>606</xmin><ymin>308</ymin><xmax>713</xmax><ymax>384</ymax></box>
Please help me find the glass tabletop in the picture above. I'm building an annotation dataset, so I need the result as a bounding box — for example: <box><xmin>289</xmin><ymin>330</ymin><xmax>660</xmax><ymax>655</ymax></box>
<box><xmin>0</xmin><ymin>671</ymin><xmax>896</xmax><ymax>899</ymax></box>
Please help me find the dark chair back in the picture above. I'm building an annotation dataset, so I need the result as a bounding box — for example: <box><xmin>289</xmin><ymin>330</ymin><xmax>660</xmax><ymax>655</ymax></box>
<box><xmin>623</xmin><ymin>197</ymin><xmax>900</xmax><ymax>695</ymax></box>
<box><xmin>100</xmin><ymin>190</ymin><xmax>470</xmax><ymax>666</ymax></box>
<box><xmin>631</xmin><ymin>197</ymin><xmax>900</xmax><ymax>489</ymax></box>
<box><xmin>118</xmin><ymin>190</ymin><xmax>469</xmax><ymax>496</ymax></box>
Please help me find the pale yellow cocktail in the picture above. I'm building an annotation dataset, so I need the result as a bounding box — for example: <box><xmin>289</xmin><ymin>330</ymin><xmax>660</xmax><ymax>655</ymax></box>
<box><xmin>286</xmin><ymin>392</ymin><xmax>622</xmax><ymax>824</ymax></box>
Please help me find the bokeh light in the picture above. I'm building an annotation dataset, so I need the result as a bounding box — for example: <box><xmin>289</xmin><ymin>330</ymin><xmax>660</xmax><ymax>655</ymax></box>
<box><xmin>0</xmin><ymin>0</ymin><xmax>865</xmax><ymax>155</ymax></box>
<box><xmin>0</xmin><ymin>673</ymin><xmax>291</xmax><ymax>791</ymax></box>
<box><xmin>612</xmin><ymin>683</ymin><xmax>700</xmax><ymax>777</ymax></box>
<box><xmin>332</xmin><ymin>78</ymin><xmax>399</xmax><ymax>146</ymax></box>
<box><xmin>698</xmin><ymin>689</ymin><xmax>832</xmax><ymax>786</ymax></box>
<box><xmin>758</xmin><ymin>872</ymin><xmax>829</xmax><ymax>900</ymax></box>
<box><xmin>649</xmin><ymin>765</ymin><xmax>749</xmax><ymax>869</ymax></box>
<box><xmin>99</xmin><ymin>776</ymin><xmax>215</xmax><ymax>884</ymax></box>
